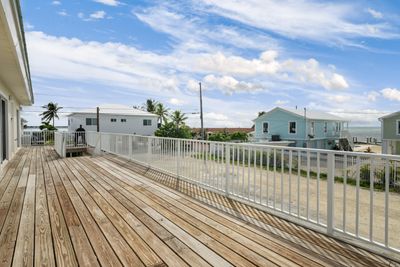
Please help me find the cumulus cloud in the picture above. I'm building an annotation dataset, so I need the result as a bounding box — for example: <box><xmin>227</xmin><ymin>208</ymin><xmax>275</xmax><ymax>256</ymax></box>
<box><xmin>381</xmin><ymin>88</ymin><xmax>400</xmax><ymax>101</ymax></box>
<box><xmin>93</xmin><ymin>0</ymin><xmax>120</xmax><ymax>6</ymax></box>
<box><xmin>203</xmin><ymin>75</ymin><xmax>263</xmax><ymax>95</ymax></box>
<box><xmin>52</xmin><ymin>1</ymin><xmax>61</xmax><ymax>5</ymax></box>
<box><xmin>57</xmin><ymin>10</ymin><xmax>68</xmax><ymax>16</ymax></box>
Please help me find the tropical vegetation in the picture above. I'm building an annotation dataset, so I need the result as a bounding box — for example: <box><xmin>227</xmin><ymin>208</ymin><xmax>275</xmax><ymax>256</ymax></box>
<box><xmin>40</xmin><ymin>102</ymin><xmax>62</xmax><ymax>129</ymax></box>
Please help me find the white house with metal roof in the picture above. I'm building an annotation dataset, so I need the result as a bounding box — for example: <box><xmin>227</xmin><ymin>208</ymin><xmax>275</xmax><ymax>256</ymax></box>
<box><xmin>0</xmin><ymin>0</ymin><xmax>34</xmax><ymax>166</ymax></box>
<box><xmin>67</xmin><ymin>104</ymin><xmax>158</xmax><ymax>135</ymax></box>
<box><xmin>253</xmin><ymin>107</ymin><xmax>353</xmax><ymax>150</ymax></box>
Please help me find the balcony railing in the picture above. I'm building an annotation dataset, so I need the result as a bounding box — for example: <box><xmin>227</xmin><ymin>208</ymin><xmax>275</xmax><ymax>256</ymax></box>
<box><xmin>54</xmin><ymin>131</ymin><xmax>88</xmax><ymax>157</ymax></box>
<box><xmin>81</xmin><ymin>132</ymin><xmax>400</xmax><ymax>257</ymax></box>
<box><xmin>21</xmin><ymin>130</ymin><xmax>55</xmax><ymax>146</ymax></box>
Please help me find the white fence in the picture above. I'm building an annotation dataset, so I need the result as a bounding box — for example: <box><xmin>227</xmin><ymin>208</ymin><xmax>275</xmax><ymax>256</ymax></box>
<box><xmin>87</xmin><ymin>132</ymin><xmax>400</xmax><ymax>258</ymax></box>
<box><xmin>54</xmin><ymin>132</ymin><xmax>88</xmax><ymax>157</ymax></box>
<box><xmin>21</xmin><ymin>131</ymin><xmax>55</xmax><ymax>146</ymax></box>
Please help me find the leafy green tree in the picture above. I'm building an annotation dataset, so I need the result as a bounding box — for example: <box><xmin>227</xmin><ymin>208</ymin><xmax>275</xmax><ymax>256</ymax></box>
<box><xmin>230</xmin><ymin>132</ymin><xmax>248</xmax><ymax>141</ymax></box>
<box><xmin>145</xmin><ymin>99</ymin><xmax>158</xmax><ymax>113</ymax></box>
<box><xmin>39</xmin><ymin>121</ymin><xmax>57</xmax><ymax>131</ymax></box>
<box><xmin>170</xmin><ymin>110</ymin><xmax>188</xmax><ymax>128</ymax></box>
<box><xmin>208</xmin><ymin>132</ymin><xmax>230</xmax><ymax>142</ymax></box>
<box><xmin>155</xmin><ymin>103</ymin><xmax>169</xmax><ymax>126</ymax></box>
<box><xmin>155</xmin><ymin>122</ymin><xmax>192</xmax><ymax>139</ymax></box>
<box><xmin>40</xmin><ymin>102</ymin><xmax>62</xmax><ymax>127</ymax></box>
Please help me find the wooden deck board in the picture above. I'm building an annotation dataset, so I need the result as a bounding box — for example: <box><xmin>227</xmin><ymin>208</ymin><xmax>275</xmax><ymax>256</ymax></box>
<box><xmin>0</xmin><ymin>147</ymin><xmax>398</xmax><ymax>266</ymax></box>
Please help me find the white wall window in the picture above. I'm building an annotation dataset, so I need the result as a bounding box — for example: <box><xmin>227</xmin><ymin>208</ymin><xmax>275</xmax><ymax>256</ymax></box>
<box><xmin>289</xmin><ymin>121</ymin><xmax>296</xmax><ymax>134</ymax></box>
<box><xmin>324</xmin><ymin>122</ymin><xmax>327</xmax><ymax>133</ymax></box>
<box><xmin>86</xmin><ymin>118</ymin><xmax>97</xmax><ymax>125</ymax></box>
<box><xmin>143</xmin><ymin>119</ymin><xmax>152</xmax><ymax>126</ymax></box>
<box><xmin>397</xmin><ymin>120</ymin><xmax>400</xmax><ymax>135</ymax></box>
<box><xmin>110</xmin><ymin>118</ymin><xmax>117</xmax><ymax>122</ymax></box>
<box><xmin>121</xmin><ymin>118</ymin><xmax>127</xmax><ymax>122</ymax></box>
<box><xmin>262</xmin><ymin>122</ymin><xmax>269</xmax><ymax>133</ymax></box>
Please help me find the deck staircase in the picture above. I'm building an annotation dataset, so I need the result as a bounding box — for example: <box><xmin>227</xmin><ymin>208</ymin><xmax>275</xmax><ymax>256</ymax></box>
<box><xmin>339</xmin><ymin>130</ymin><xmax>354</xmax><ymax>151</ymax></box>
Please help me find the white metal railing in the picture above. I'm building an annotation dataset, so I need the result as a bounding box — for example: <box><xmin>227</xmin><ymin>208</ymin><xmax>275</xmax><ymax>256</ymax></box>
<box><xmin>21</xmin><ymin>131</ymin><xmax>55</xmax><ymax>146</ymax></box>
<box><xmin>87</xmin><ymin>131</ymin><xmax>400</xmax><ymax>258</ymax></box>
<box><xmin>54</xmin><ymin>132</ymin><xmax>88</xmax><ymax>157</ymax></box>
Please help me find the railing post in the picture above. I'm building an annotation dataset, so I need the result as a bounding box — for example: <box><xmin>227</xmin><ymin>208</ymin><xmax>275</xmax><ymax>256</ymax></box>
<box><xmin>225</xmin><ymin>144</ymin><xmax>230</xmax><ymax>195</ymax></box>
<box><xmin>128</xmin><ymin>135</ymin><xmax>133</xmax><ymax>160</ymax></box>
<box><xmin>327</xmin><ymin>152</ymin><xmax>335</xmax><ymax>235</ymax></box>
<box><xmin>177</xmin><ymin>139</ymin><xmax>181</xmax><ymax>180</ymax></box>
<box><xmin>62</xmin><ymin>134</ymin><xmax>66</xmax><ymax>158</ymax></box>
<box><xmin>147</xmin><ymin>137</ymin><xmax>151</xmax><ymax>166</ymax></box>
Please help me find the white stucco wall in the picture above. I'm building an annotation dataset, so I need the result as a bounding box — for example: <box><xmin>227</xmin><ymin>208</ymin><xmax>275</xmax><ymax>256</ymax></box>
<box><xmin>0</xmin><ymin>79</ymin><xmax>22</xmax><ymax>164</ymax></box>
<box><xmin>68</xmin><ymin>113</ymin><xmax>158</xmax><ymax>135</ymax></box>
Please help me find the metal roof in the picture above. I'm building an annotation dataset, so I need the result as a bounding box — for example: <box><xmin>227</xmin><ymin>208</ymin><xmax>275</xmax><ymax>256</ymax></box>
<box><xmin>255</xmin><ymin>107</ymin><xmax>347</xmax><ymax>121</ymax></box>
<box><xmin>67</xmin><ymin>104</ymin><xmax>158</xmax><ymax>117</ymax></box>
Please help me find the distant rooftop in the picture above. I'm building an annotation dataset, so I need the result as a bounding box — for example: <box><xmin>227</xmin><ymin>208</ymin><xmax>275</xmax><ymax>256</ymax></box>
<box><xmin>256</xmin><ymin>107</ymin><xmax>347</xmax><ymax>121</ymax></box>
<box><xmin>67</xmin><ymin>104</ymin><xmax>158</xmax><ymax>117</ymax></box>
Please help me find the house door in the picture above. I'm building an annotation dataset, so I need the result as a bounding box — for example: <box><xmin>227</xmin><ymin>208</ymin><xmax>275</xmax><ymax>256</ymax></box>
<box><xmin>0</xmin><ymin>99</ymin><xmax>7</xmax><ymax>162</ymax></box>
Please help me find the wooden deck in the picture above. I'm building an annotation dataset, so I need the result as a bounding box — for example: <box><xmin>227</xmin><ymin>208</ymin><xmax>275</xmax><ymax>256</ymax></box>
<box><xmin>0</xmin><ymin>147</ymin><xmax>397</xmax><ymax>266</ymax></box>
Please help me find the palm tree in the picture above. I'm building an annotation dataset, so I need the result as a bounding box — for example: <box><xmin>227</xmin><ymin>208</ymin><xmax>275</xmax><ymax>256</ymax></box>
<box><xmin>145</xmin><ymin>99</ymin><xmax>158</xmax><ymax>113</ymax></box>
<box><xmin>155</xmin><ymin>103</ymin><xmax>169</xmax><ymax>126</ymax></box>
<box><xmin>40</xmin><ymin>102</ymin><xmax>62</xmax><ymax>127</ymax></box>
<box><xmin>170</xmin><ymin>110</ymin><xmax>187</xmax><ymax>128</ymax></box>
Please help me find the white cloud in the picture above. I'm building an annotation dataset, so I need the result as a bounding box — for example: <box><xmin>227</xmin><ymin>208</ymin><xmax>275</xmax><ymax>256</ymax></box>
<box><xmin>327</xmin><ymin>94</ymin><xmax>351</xmax><ymax>104</ymax></box>
<box><xmin>197</xmin><ymin>0</ymin><xmax>398</xmax><ymax>45</ymax></box>
<box><xmin>169</xmin><ymin>98</ymin><xmax>185</xmax><ymax>106</ymax></box>
<box><xmin>275</xmin><ymin>100</ymin><xmax>289</xmax><ymax>105</ymax></box>
<box><xmin>381</xmin><ymin>88</ymin><xmax>400</xmax><ymax>101</ymax></box>
<box><xmin>93</xmin><ymin>0</ymin><xmax>120</xmax><ymax>6</ymax></box>
<box><xmin>57</xmin><ymin>10</ymin><xmax>68</xmax><ymax>16</ymax></box>
<box><xmin>134</xmin><ymin>6</ymin><xmax>279</xmax><ymax>52</ymax></box>
<box><xmin>25</xmin><ymin>23</ymin><xmax>34</xmax><ymax>30</ymax></box>
<box><xmin>367</xmin><ymin>91</ymin><xmax>379</xmax><ymax>102</ymax></box>
<box><xmin>52</xmin><ymin>1</ymin><xmax>61</xmax><ymax>5</ymax></box>
<box><xmin>366</xmin><ymin>8</ymin><xmax>383</xmax><ymax>19</ymax></box>
<box><xmin>203</xmin><ymin>74</ymin><xmax>263</xmax><ymax>95</ymax></box>
<box><xmin>90</xmin><ymin>11</ymin><xmax>106</xmax><ymax>19</ymax></box>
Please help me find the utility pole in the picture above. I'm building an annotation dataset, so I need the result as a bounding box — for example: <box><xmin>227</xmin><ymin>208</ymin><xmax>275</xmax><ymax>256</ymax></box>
<box><xmin>199</xmin><ymin>82</ymin><xmax>205</xmax><ymax>140</ymax></box>
<box><xmin>96</xmin><ymin>106</ymin><xmax>100</xmax><ymax>132</ymax></box>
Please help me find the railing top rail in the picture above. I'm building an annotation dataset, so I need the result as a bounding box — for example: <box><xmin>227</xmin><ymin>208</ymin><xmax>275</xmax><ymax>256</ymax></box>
<box><xmin>86</xmin><ymin>131</ymin><xmax>400</xmax><ymax>160</ymax></box>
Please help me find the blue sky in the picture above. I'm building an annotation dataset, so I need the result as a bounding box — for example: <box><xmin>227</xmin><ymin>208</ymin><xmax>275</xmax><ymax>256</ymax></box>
<box><xmin>20</xmin><ymin>0</ymin><xmax>400</xmax><ymax>127</ymax></box>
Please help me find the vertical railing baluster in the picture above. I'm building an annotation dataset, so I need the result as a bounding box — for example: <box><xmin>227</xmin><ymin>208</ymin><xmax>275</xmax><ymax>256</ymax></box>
<box><xmin>260</xmin><ymin>149</ymin><xmax>263</xmax><ymax>204</ymax></box>
<box><xmin>327</xmin><ymin>152</ymin><xmax>335</xmax><ymax>235</ymax></box>
<box><xmin>281</xmin><ymin>149</ymin><xmax>284</xmax><ymax>211</ymax></box>
<box><xmin>369</xmin><ymin>158</ymin><xmax>374</xmax><ymax>242</ymax></box>
<box><xmin>384</xmin><ymin>159</ymin><xmax>389</xmax><ymax>247</ymax></box>
<box><xmin>343</xmin><ymin>154</ymin><xmax>347</xmax><ymax>232</ymax></box>
<box><xmin>273</xmin><ymin>149</ymin><xmax>276</xmax><ymax>209</ymax></box>
<box><xmin>356</xmin><ymin>156</ymin><xmax>361</xmax><ymax>237</ymax></box>
<box><xmin>307</xmin><ymin>151</ymin><xmax>310</xmax><ymax>220</ymax></box>
<box><xmin>297</xmin><ymin>151</ymin><xmax>301</xmax><ymax>217</ymax></box>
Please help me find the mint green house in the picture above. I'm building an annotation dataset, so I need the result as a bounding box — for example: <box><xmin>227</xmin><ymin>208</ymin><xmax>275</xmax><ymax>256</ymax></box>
<box><xmin>253</xmin><ymin>107</ymin><xmax>352</xmax><ymax>150</ymax></box>
<box><xmin>379</xmin><ymin>112</ymin><xmax>400</xmax><ymax>155</ymax></box>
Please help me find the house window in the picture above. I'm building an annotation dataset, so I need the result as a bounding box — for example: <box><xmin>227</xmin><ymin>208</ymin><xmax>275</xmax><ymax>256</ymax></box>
<box><xmin>289</xmin><ymin>121</ymin><xmax>296</xmax><ymax>134</ymax></box>
<box><xmin>397</xmin><ymin>120</ymin><xmax>400</xmax><ymax>135</ymax></box>
<box><xmin>263</xmin><ymin>122</ymin><xmax>269</xmax><ymax>133</ymax></box>
<box><xmin>143</xmin><ymin>119</ymin><xmax>152</xmax><ymax>126</ymax></box>
<box><xmin>121</xmin><ymin>118</ymin><xmax>127</xmax><ymax>122</ymax></box>
<box><xmin>324</xmin><ymin>122</ymin><xmax>327</xmax><ymax>133</ymax></box>
<box><xmin>86</xmin><ymin>118</ymin><xmax>97</xmax><ymax>126</ymax></box>
<box><xmin>110</xmin><ymin>118</ymin><xmax>117</xmax><ymax>122</ymax></box>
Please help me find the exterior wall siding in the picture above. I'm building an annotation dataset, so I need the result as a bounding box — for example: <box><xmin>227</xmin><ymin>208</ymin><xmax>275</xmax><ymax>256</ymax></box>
<box><xmin>68</xmin><ymin>113</ymin><xmax>158</xmax><ymax>136</ymax></box>
<box><xmin>382</xmin><ymin>116</ymin><xmax>400</xmax><ymax>140</ymax></box>
<box><xmin>254</xmin><ymin>109</ymin><xmax>343</xmax><ymax>143</ymax></box>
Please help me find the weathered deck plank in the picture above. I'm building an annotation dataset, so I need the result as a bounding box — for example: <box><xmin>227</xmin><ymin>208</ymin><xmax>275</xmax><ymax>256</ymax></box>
<box><xmin>0</xmin><ymin>147</ymin><xmax>397</xmax><ymax>267</ymax></box>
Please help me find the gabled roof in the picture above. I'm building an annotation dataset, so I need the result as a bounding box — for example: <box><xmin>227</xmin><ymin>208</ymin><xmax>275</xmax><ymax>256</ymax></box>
<box><xmin>378</xmin><ymin>111</ymin><xmax>400</xmax><ymax>121</ymax></box>
<box><xmin>67</xmin><ymin>104</ymin><xmax>158</xmax><ymax>117</ymax></box>
<box><xmin>254</xmin><ymin>107</ymin><xmax>347</xmax><ymax>122</ymax></box>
